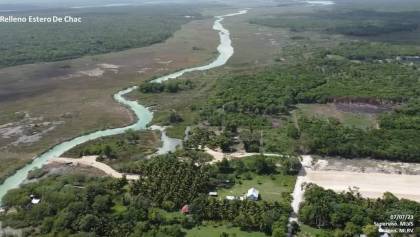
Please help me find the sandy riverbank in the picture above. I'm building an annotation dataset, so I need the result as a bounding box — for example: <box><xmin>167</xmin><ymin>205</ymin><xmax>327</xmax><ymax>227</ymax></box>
<box><xmin>51</xmin><ymin>156</ymin><xmax>140</xmax><ymax>180</ymax></box>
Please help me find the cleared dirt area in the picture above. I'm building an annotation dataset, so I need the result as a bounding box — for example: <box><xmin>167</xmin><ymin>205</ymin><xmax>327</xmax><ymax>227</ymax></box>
<box><xmin>296</xmin><ymin>103</ymin><xmax>379</xmax><ymax>129</ymax></box>
<box><xmin>52</xmin><ymin>156</ymin><xmax>140</xmax><ymax>180</ymax></box>
<box><xmin>306</xmin><ymin>170</ymin><xmax>420</xmax><ymax>202</ymax></box>
<box><xmin>291</xmin><ymin>156</ymin><xmax>420</xmax><ymax>218</ymax></box>
<box><xmin>303</xmin><ymin>156</ymin><xmax>420</xmax><ymax>202</ymax></box>
<box><xmin>312</xmin><ymin>156</ymin><xmax>420</xmax><ymax>175</ymax></box>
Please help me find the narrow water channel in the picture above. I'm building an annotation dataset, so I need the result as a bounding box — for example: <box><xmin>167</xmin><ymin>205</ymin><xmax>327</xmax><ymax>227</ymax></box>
<box><xmin>0</xmin><ymin>10</ymin><xmax>248</xmax><ymax>203</ymax></box>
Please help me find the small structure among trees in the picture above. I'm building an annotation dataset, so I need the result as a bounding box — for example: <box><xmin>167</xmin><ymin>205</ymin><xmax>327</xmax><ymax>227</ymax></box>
<box><xmin>180</xmin><ymin>204</ymin><xmax>189</xmax><ymax>214</ymax></box>
<box><xmin>246</xmin><ymin>187</ymin><xmax>259</xmax><ymax>201</ymax></box>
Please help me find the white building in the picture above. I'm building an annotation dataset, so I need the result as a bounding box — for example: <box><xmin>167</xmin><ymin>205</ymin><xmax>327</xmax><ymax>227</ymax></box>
<box><xmin>225</xmin><ymin>196</ymin><xmax>236</xmax><ymax>200</ymax></box>
<box><xmin>209</xmin><ymin>192</ymin><xmax>218</xmax><ymax>197</ymax></box>
<box><xmin>31</xmin><ymin>198</ymin><xmax>41</xmax><ymax>205</ymax></box>
<box><xmin>246</xmin><ymin>187</ymin><xmax>259</xmax><ymax>201</ymax></box>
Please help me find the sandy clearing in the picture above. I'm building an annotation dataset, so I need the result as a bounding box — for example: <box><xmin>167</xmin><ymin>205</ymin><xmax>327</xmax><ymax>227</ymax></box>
<box><xmin>290</xmin><ymin>155</ymin><xmax>312</xmax><ymax>216</ymax></box>
<box><xmin>306</xmin><ymin>170</ymin><xmax>420</xmax><ymax>202</ymax></box>
<box><xmin>97</xmin><ymin>63</ymin><xmax>120</xmax><ymax>69</ymax></box>
<box><xmin>289</xmin><ymin>154</ymin><xmax>420</xmax><ymax>223</ymax></box>
<box><xmin>313</xmin><ymin>157</ymin><xmax>420</xmax><ymax>175</ymax></box>
<box><xmin>51</xmin><ymin>156</ymin><xmax>139</xmax><ymax>180</ymax></box>
<box><xmin>204</xmin><ymin>147</ymin><xmax>284</xmax><ymax>164</ymax></box>
<box><xmin>78</xmin><ymin>68</ymin><xmax>105</xmax><ymax>77</ymax></box>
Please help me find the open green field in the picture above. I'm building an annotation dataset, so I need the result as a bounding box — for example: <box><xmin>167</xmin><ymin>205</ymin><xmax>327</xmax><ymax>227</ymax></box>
<box><xmin>133</xmin><ymin>71</ymin><xmax>221</xmax><ymax>139</ymax></box>
<box><xmin>295</xmin><ymin>104</ymin><xmax>379</xmax><ymax>129</ymax></box>
<box><xmin>297</xmin><ymin>224</ymin><xmax>333</xmax><ymax>237</ymax></box>
<box><xmin>185</xmin><ymin>223</ymin><xmax>267</xmax><ymax>237</ymax></box>
<box><xmin>218</xmin><ymin>172</ymin><xmax>296</xmax><ymax>203</ymax></box>
<box><xmin>63</xmin><ymin>130</ymin><xmax>160</xmax><ymax>171</ymax></box>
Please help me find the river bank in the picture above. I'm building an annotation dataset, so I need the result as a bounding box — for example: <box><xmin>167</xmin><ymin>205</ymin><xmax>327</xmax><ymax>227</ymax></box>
<box><xmin>0</xmin><ymin>9</ymin><xmax>248</xmax><ymax>204</ymax></box>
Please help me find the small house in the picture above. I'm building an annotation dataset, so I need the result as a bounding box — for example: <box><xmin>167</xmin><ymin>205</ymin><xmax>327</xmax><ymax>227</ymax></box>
<box><xmin>31</xmin><ymin>198</ymin><xmax>41</xmax><ymax>205</ymax></box>
<box><xmin>225</xmin><ymin>196</ymin><xmax>235</xmax><ymax>200</ymax></box>
<box><xmin>246</xmin><ymin>187</ymin><xmax>259</xmax><ymax>201</ymax></box>
<box><xmin>209</xmin><ymin>191</ymin><xmax>218</xmax><ymax>197</ymax></box>
<box><xmin>181</xmin><ymin>204</ymin><xmax>189</xmax><ymax>214</ymax></box>
<box><xmin>30</xmin><ymin>194</ymin><xmax>41</xmax><ymax>205</ymax></box>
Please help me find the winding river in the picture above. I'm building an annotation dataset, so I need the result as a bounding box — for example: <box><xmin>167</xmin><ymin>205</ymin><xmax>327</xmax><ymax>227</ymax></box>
<box><xmin>0</xmin><ymin>9</ymin><xmax>248</xmax><ymax>203</ymax></box>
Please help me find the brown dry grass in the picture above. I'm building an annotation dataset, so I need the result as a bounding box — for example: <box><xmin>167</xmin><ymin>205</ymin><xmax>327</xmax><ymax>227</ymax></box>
<box><xmin>0</xmin><ymin>17</ymin><xmax>218</xmax><ymax>182</ymax></box>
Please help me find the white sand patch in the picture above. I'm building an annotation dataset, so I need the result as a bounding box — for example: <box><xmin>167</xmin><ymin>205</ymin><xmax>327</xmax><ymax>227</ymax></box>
<box><xmin>290</xmin><ymin>155</ymin><xmax>313</xmax><ymax>216</ymax></box>
<box><xmin>0</xmin><ymin>116</ymin><xmax>64</xmax><ymax>146</ymax></box>
<box><xmin>155</xmin><ymin>58</ymin><xmax>173</xmax><ymax>65</ymax></box>
<box><xmin>204</xmin><ymin>147</ymin><xmax>285</xmax><ymax>164</ymax></box>
<box><xmin>269</xmin><ymin>39</ymin><xmax>279</xmax><ymax>46</ymax></box>
<box><xmin>11</xmin><ymin>121</ymin><xmax>64</xmax><ymax>145</ymax></box>
<box><xmin>306</xmin><ymin>170</ymin><xmax>420</xmax><ymax>202</ymax></box>
<box><xmin>137</xmin><ymin>67</ymin><xmax>152</xmax><ymax>74</ymax></box>
<box><xmin>54</xmin><ymin>74</ymin><xmax>77</xmax><ymax>81</ymax></box>
<box><xmin>290</xmin><ymin>155</ymin><xmax>420</xmax><ymax>220</ymax></box>
<box><xmin>155</xmin><ymin>68</ymin><xmax>169</xmax><ymax>73</ymax></box>
<box><xmin>78</xmin><ymin>68</ymin><xmax>105</xmax><ymax>77</ymax></box>
<box><xmin>12</xmin><ymin>127</ymin><xmax>54</xmax><ymax>145</ymax></box>
<box><xmin>314</xmin><ymin>157</ymin><xmax>420</xmax><ymax>175</ymax></box>
<box><xmin>97</xmin><ymin>63</ymin><xmax>120</xmax><ymax>69</ymax></box>
<box><xmin>313</xmin><ymin>159</ymin><xmax>328</xmax><ymax>170</ymax></box>
<box><xmin>305</xmin><ymin>1</ymin><xmax>335</xmax><ymax>5</ymax></box>
<box><xmin>0</xmin><ymin>125</ymin><xmax>24</xmax><ymax>139</ymax></box>
<box><xmin>53</xmin><ymin>156</ymin><xmax>139</xmax><ymax>180</ymax></box>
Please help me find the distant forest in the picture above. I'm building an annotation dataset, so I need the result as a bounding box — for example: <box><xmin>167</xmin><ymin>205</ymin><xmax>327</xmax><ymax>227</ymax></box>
<box><xmin>197</xmin><ymin>42</ymin><xmax>420</xmax><ymax>162</ymax></box>
<box><xmin>0</xmin><ymin>5</ymin><xmax>200</xmax><ymax>68</ymax></box>
<box><xmin>250</xmin><ymin>9</ymin><xmax>420</xmax><ymax>42</ymax></box>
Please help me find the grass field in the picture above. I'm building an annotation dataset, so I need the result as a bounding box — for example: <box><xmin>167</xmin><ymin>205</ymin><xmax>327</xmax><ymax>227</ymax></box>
<box><xmin>185</xmin><ymin>222</ymin><xmax>267</xmax><ymax>237</ymax></box>
<box><xmin>295</xmin><ymin>104</ymin><xmax>379</xmax><ymax>129</ymax></box>
<box><xmin>63</xmin><ymin>130</ymin><xmax>160</xmax><ymax>171</ymax></box>
<box><xmin>218</xmin><ymin>173</ymin><xmax>296</xmax><ymax>203</ymax></box>
<box><xmin>297</xmin><ymin>224</ymin><xmax>333</xmax><ymax>237</ymax></box>
<box><xmin>132</xmin><ymin>70</ymin><xmax>221</xmax><ymax>139</ymax></box>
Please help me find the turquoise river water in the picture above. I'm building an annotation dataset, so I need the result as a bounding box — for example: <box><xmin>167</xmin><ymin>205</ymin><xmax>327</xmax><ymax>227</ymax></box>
<box><xmin>0</xmin><ymin>10</ymin><xmax>248</xmax><ymax>203</ymax></box>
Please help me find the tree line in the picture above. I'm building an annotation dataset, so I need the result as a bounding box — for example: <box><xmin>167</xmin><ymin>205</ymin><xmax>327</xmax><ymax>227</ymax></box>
<box><xmin>299</xmin><ymin>184</ymin><xmax>420</xmax><ymax>236</ymax></box>
<box><xmin>0</xmin><ymin>153</ymin><xmax>296</xmax><ymax>237</ymax></box>
<box><xmin>194</xmin><ymin>42</ymin><xmax>420</xmax><ymax>162</ymax></box>
<box><xmin>139</xmin><ymin>80</ymin><xmax>195</xmax><ymax>94</ymax></box>
<box><xmin>0</xmin><ymin>6</ymin><xmax>200</xmax><ymax>68</ymax></box>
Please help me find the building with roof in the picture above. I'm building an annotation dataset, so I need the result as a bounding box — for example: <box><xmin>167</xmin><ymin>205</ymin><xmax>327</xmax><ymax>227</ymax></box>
<box><xmin>181</xmin><ymin>204</ymin><xmax>189</xmax><ymax>214</ymax></box>
<box><xmin>225</xmin><ymin>196</ymin><xmax>236</xmax><ymax>200</ymax></box>
<box><xmin>209</xmin><ymin>191</ymin><xmax>218</xmax><ymax>197</ymax></box>
<box><xmin>246</xmin><ymin>187</ymin><xmax>259</xmax><ymax>201</ymax></box>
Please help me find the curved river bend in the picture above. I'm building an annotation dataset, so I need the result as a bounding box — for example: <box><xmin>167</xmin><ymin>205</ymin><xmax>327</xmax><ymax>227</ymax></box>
<box><xmin>0</xmin><ymin>10</ymin><xmax>248</xmax><ymax>202</ymax></box>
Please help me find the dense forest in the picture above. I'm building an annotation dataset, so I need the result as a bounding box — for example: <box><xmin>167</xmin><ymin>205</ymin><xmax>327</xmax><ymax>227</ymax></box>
<box><xmin>195</xmin><ymin>42</ymin><xmax>420</xmax><ymax>162</ymax></box>
<box><xmin>250</xmin><ymin>9</ymin><xmax>420</xmax><ymax>39</ymax></box>
<box><xmin>1</xmin><ymin>175</ymin><xmax>189</xmax><ymax>236</ymax></box>
<box><xmin>0</xmin><ymin>155</ymin><xmax>295</xmax><ymax>236</ymax></box>
<box><xmin>139</xmin><ymin>80</ymin><xmax>195</xmax><ymax>94</ymax></box>
<box><xmin>63</xmin><ymin>129</ymin><xmax>159</xmax><ymax>159</ymax></box>
<box><xmin>0</xmin><ymin>5</ymin><xmax>199</xmax><ymax>67</ymax></box>
<box><xmin>325</xmin><ymin>42</ymin><xmax>420</xmax><ymax>61</ymax></box>
<box><xmin>297</xmin><ymin>99</ymin><xmax>420</xmax><ymax>162</ymax></box>
<box><xmin>299</xmin><ymin>184</ymin><xmax>420</xmax><ymax>236</ymax></box>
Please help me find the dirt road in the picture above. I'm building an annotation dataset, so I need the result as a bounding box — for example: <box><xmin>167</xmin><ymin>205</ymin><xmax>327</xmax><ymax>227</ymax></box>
<box><xmin>51</xmin><ymin>156</ymin><xmax>140</xmax><ymax>180</ymax></box>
